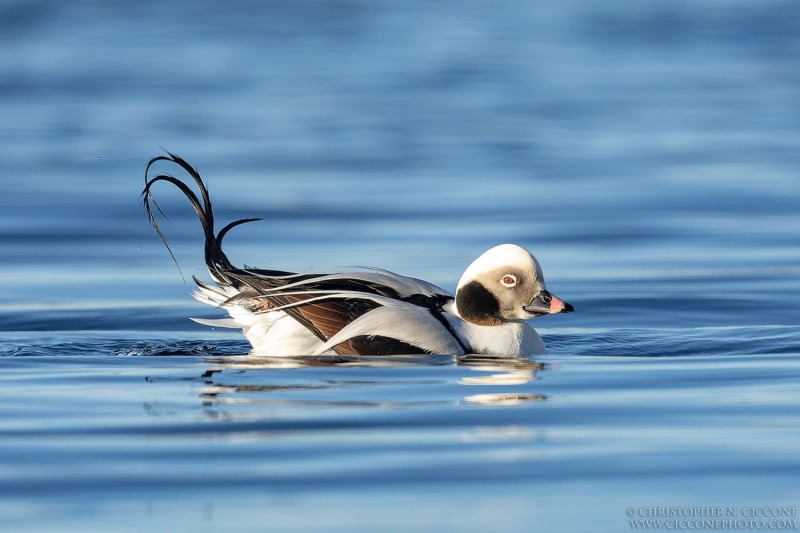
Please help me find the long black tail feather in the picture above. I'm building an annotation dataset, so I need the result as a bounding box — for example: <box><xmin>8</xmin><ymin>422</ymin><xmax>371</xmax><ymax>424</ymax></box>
<box><xmin>143</xmin><ymin>152</ymin><xmax>260</xmax><ymax>282</ymax></box>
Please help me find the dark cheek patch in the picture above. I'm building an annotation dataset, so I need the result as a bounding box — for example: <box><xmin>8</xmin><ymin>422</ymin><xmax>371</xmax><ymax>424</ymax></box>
<box><xmin>456</xmin><ymin>281</ymin><xmax>502</xmax><ymax>325</ymax></box>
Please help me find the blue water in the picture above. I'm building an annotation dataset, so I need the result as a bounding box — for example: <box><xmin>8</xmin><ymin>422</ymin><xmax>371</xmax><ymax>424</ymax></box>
<box><xmin>2</xmin><ymin>1</ymin><xmax>799</xmax><ymax>532</ymax></box>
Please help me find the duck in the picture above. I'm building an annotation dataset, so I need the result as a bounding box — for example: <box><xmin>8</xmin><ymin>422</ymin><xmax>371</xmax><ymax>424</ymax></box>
<box><xmin>143</xmin><ymin>153</ymin><xmax>573</xmax><ymax>357</ymax></box>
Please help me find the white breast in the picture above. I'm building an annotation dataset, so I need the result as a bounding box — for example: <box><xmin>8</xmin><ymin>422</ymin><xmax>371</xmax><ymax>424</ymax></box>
<box><xmin>444</xmin><ymin>301</ymin><xmax>546</xmax><ymax>356</ymax></box>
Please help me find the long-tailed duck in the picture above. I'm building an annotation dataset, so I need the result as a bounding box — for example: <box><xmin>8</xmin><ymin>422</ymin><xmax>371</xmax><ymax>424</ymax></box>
<box><xmin>143</xmin><ymin>153</ymin><xmax>573</xmax><ymax>356</ymax></box>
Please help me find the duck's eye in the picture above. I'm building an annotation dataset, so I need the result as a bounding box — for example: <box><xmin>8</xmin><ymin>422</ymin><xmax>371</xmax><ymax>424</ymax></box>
<box><xmin>500</xmin><ymin>274</ymin><xmax>517</xmax><ymax>288</ymax></box>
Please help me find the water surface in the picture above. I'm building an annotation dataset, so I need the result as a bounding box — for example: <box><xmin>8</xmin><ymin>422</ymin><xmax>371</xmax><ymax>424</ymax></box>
<box><xmin>1</xmin><ymin>1</ymin><xmax>799</xmax><ymax>531</ymax></box>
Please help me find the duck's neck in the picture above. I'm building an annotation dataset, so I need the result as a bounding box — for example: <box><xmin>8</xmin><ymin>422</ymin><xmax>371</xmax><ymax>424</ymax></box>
<box><xmin>446</xmin><ymin>301</ymin><xmax>546</xmax><ymax>356</ymax></box>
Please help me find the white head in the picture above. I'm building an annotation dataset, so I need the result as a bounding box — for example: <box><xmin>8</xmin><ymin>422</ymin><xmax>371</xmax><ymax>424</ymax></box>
<box><xmin>455</xmin><ymin>244</ymin><xmax>573</xmax><ymax>326</ymax></box>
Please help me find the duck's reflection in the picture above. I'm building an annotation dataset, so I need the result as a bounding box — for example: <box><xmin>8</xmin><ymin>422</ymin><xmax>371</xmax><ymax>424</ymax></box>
<box><xmin>457</xmin><ymin>354</ymin><xmax>546</xmax><ymax>405</ymax></box>
<box><xmin>461</xmin><ymin>392</ymin><xmax>546</xmax><ymax>405</ymax></box>
<box><xmin>194</xmin><ymin>353</ymin><xmax>547</xmax><ymax>409</ymax></box>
